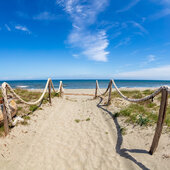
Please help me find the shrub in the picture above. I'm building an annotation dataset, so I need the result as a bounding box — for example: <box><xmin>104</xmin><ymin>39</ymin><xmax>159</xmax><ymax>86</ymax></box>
<box><xmin>136</xmin><ymin>114</ymin><xmax>150</xmax><ymax>126</ymax></box>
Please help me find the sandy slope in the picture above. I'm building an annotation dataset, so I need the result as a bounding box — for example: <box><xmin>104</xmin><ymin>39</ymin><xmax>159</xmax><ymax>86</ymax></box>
<box><xmin>0</xmin><ymin>91</ymin><xmax>170</xmax><ymax>170</ymax></box>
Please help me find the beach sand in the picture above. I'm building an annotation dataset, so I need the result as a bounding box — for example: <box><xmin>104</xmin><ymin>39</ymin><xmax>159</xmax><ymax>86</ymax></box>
<box><xmin>0</xmin><ymin>89</ymin><xmax>170</xmax><ymax>170</ymax></box>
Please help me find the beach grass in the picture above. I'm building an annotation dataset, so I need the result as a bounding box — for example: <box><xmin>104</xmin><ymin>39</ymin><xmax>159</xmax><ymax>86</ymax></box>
<box><xmin>111</xmin><ymin>89</ymin><xmax>170</xmax><ymax>129</ymax></box>
<box><xmin>111</xmin><ymin>90</ymin><xmax>143</xmax><ymax>99</ymax></box>
<box><xmin>0</xmin><ymin>88</ymin><xmax>60</xmax><ymax>136</ymax></box>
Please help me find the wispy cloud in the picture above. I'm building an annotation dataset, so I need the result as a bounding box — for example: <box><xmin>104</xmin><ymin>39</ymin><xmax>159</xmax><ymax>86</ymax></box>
<box><xmin>150</xmin><ymin>8</ymin><xmax>170</xmax><ymax>20</ymax></box>
<box><xmin>149</xmin><ymin>0</ymin><xmax>170</xmax><ymax>19</ymax></box>
<box><xmin>140</xmin><ymin>54</ymin><xmax>156</xmax><ymax>66</ymax></box>
<box><xmin>68</xmin><ymin>30</ymin><xmax>109</xmax><ymax>61</ymax></box>
<box><xmin>57</xmin><ymin>0</ymin><xmax>109</xmax><ymax>62</ymax></box>
<box><xmin>116</xmin><ymin>0</ymin><xmax>140</xmax><ymax>13</ymax></box>
<box><xmin>16</xmin><ymin>11</ymin><xmax>29</xmax><ymax>19</ymax></box>
<box><xmin>114</xmin><ymin>37</ymin><xmax>131</xmax><ymax>48</ymax></box>
<box><xmin>114</xmin><ymin>65</ymin><xmax>170</xmax><ymax>80</ymax></box>
<box><xmin>130</xmin><ymin>52</ymin><xmax>156</xmax><ymax>66</ymax></box>
<box><xmin>72</xmin><ymin>54</ymin><xmax>79</xmax><ymax>58</ymax></box>
<box><xmin>164</xmin><ymin>42</ymin><xmax>170</xmax><ymax>46</ymax></box>
<box><xmin>147</xmin><ymin>54</ymin><xmax>155</xmax><ymax>62</ymax></box>
<box><xmin>111</xmin><ymin>31</ymin><xmax>122</xmax><ymax>39</ymax></box>
<box><xmin>5</xmin><ymin>24</ymin><xmax>11</xmax><ymax>31</ymax></box>
<box><xmin>33</xmin><ymin>12</ymin><xmax>58</xmax><ymax>20</ymax></box>
<box><xmin>15</xmin><ymin>25</ymin><xmax>31</xmax><ymax>34</ymax></box>
<box><xmin>129</xmin><ymin>21</ymin><xmax>148</xmax><ymax>34</ymax></box>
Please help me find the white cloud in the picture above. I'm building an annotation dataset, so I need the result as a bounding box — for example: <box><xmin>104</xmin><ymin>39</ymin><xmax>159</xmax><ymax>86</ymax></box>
<box><xmin>33</xmin><ymin>12</ymin><xmax>58</xmax><ymax>20</ymax></box>
<box><xmin>114</xmin><ymin>65</ymin><xmax>170</xmax><ymax>80</ymax></box>
<box><xmin>57</xmin><ymin>0</ymin><xmax>109</xmax><ymax>62</ymax></box>
<box><xmin>116</xmin><ymin>0</ymin><xmax>140</xmax><ymax>13</ymax></box>
<box><xmin>151</xmin><ymin>0</ymin><xmax>170</xmax><ymax>6</ymax></box>
<box><xmin>140</xmin><ymin>54</ymin><xmax>156</xmax><ymax>67</ymax></box>
<box><xmin>15</xmin><ymin>25</ymin><xmax>31</xmax><ymax>34</ymax></box>
<box><xmin>129</xmin><ymin>21</ymin><xmax>148</xmax><ymax>34</ymax></box>
<box><xmin>148</xmin><ymin>54</ymin><xmax>155</xmax><ymax>62</ymax></box>
<box><xmin>5</xmin><ymin>24</ymin><xmax>11</xmax><ymax>31</ymax></box>
<box><xmin>111</xmin><ymin>31</ymin><xmax>122</xmax><ymax>39</ymax></box>
<box><xmin>114</xmin><ymin>37</ymin><xmax>131</xmax><ymax>48</ymax></box>
<box><xmin>150</xmin><ymin>8</ymin><xmax>170</xmax><ymax>19</ymax></box>
<box><xmin>149</xmin><ymin>0</ymin><xmax>170</xmax><ymax>19</ymax></box>
<box><xmin>69</xmin><ymin>30</ymin><xmax>109</xmax><ymax>62</ymax></box>
<box><xmin>72</xmin><ymin>54</ymin><xmax>79</xmax><ymax>58</ymax></box>
<box><xmin>72</xmin><ymin>24</ymin><xmax>80</xmax><ymax>30</ymax></box>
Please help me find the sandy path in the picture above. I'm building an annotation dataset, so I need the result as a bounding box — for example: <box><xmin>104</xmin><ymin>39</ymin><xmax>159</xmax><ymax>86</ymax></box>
<box><xmin>0</xmin><ymin>95</ymin><xmax>137</xmax><ymax>170</ymax></box>
<box><xmin>0</xmin><ymin>94</ymin><xmax>169</xmax><ymax>170</ymax></box>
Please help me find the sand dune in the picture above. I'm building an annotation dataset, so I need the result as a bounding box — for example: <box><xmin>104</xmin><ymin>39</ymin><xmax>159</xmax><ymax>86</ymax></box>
<box><xmin>0</xmin><ymin>90</ymin><xmax>170</xmax><ymax>170</ymax></box>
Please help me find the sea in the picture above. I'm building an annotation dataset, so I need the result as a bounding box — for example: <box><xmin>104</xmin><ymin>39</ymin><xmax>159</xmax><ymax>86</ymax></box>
<box><xmin>0</xmin><ymin>80</ymin><xmax>170</xmax><ymax>89</ymax></box>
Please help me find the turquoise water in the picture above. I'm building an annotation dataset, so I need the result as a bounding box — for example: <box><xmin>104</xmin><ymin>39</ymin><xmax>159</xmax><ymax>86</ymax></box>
<box><xmin>0</xmin><ymin>80</ymin><xmax>170</xmax><ymax>89</ymax></box>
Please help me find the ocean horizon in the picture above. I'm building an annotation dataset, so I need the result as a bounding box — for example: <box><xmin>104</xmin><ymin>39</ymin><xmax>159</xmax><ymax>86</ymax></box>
<box><xmin>1</xmin><ymin>79</ymin><xmax>170</xmax><ymax>89</ymax></box>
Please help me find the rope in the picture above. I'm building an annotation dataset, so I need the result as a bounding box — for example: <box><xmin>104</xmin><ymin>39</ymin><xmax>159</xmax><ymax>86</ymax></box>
<box><xmin>58</xmin><ymin>81</ymin><xmax>64</xmax><ymax>93</ymax></box>
<box><xmin>111</xmin><ymin>79</ymin><xmax>168</xmax><ymax>102</ymax></box>
<box><xmin>51</xmin><ymin>81</ymin><xmax>56</xmax><ymax>93</ymax></box>
<box><xmin>96</xmin><ymin>80</ymin><xmax>111</xmax><ymax>96</ymax></box>
<box><xmin>2</xmin><ymin>78</ymin><xmax>52</xmax><ymax>105</ymax></box>
<box><xmin>1</xmin><ymin>78</ymin><xmax>63</xmax><ymax>124</ymax></box>
<box><xmin>96</xmin><ymin>79</ymin><xmax>170</xmax><ymax>102</ymax></box>
<box><xmin>96</xmin><ymin>80</ymin><xmax>103</xmax><ymax>95</ymax></box>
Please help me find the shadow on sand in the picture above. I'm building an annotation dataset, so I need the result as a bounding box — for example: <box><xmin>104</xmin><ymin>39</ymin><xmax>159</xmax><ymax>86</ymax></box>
<box><xmin>97</xmin><ymin>97</ymin><xmax>150</xmax><ymax>170</ymax></box>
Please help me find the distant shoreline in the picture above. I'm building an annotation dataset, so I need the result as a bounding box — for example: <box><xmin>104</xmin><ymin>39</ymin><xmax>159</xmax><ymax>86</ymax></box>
<box><xmin>0</xmin><ymin>79</ymin><xmax>170</xmax><ymax>89</ymax></box>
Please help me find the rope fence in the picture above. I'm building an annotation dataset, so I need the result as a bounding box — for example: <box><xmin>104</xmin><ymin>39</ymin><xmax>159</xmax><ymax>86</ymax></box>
<box><xmin>95</xmin><ymin>79</ymin><xmax>170</xmax><ymax>155</ymax></box>
<box><xmin>1</xmin><ymin>78</ymin><xmax>170</xmax><ymax>155</ymax></box>
<box><xmin>1</xmin><ymin>78</ymin><xmax>64</xmax><ymax>135</ymax></box>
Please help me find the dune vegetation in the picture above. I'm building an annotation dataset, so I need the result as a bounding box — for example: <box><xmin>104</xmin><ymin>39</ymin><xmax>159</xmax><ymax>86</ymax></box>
<box><xmin>111</xmin><ymin>89</ymin><xmax>170</xmax><ymax>131</ymax></box>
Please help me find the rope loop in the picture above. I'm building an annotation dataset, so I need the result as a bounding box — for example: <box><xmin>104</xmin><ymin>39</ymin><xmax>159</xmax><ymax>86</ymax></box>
<box><xmin>1</xmin><ymin>78</ymin><xmax>64</xmax><ymax>124</ymax></box>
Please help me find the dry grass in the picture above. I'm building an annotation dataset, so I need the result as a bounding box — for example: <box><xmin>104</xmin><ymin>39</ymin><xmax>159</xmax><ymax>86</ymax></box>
<box><xmin>111</xmin><ymin>89</ymin><xmax>170</xmax><ymax>130</ymax></box>
<box><xmin>0</xmin><ymin>88</ymin><xmax>59</xmax><ymax>136</ymax></box>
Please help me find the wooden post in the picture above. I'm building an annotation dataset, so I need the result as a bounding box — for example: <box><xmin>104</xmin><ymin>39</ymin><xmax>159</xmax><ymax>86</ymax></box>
<box><xmin>107</xmin><ymin>80</ymin><xmax>112</xmax><ymax>105</ymax></box>
<box><xmin>149</xmin><ymin>88</ymin><xmax>168</xmax><ymax>155</ymax></box>
<box><xmin>48</xmin><ymin>81</ymin><xmax>52</xmax><ymax>105</ymax></box>
<box><xmin>59</xmin><ymin>81</ymin><xmax>63</xmax><ymax>97</ymax></box>
<box><xmin>95</xmin><ymin>80</ymin><xmax>98</xmax><ymax>98</ymax></box>
<box><xmin>2</xmin><ymin>99</ymin><xmax>9</xmax><ymax>136</ymax></box>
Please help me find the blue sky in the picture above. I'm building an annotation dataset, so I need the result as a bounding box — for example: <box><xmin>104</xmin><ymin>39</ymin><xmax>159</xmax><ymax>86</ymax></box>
<box><xmin>0</xmin><ymin>0</ymin><xmax>170</xmax><ymax>80</ymax></box>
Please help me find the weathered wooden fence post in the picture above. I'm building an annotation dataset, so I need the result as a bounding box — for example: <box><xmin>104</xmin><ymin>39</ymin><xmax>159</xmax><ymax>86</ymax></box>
<box><xmin>107</xmin><ymin>80</ymin><xmax>112</xmax><ymax>105</ymax></box>
<box><xmin>149</xmin><ymin>87</ymin><xmax>168</xmax><ymax>155</ymax></box>
<box><xmin>48</xmin><ymin>80</ymin><xmax>52</xmax><ymax>105</ymax></box>
<box><xmin>95</xmin><ymin>80</ymin><xmax>98</xmax><ymax>98</ymax></box>
<box><xmin>59</xmin><ymin>81</ymin><xmax>63</xmax><ymax>97</ymax></box>
<box><xmin>2</xmin><ymin>99</ymin><xmax>9</xmax><ymax>136</ymax></box>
